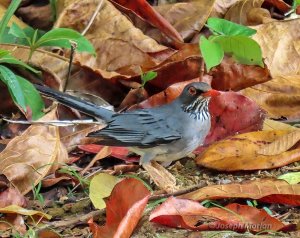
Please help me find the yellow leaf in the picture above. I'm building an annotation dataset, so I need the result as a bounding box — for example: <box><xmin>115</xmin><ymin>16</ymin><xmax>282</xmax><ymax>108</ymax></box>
<box><xmin>89</xmin><ymin>173</ymin><xmax>119</xmax><ymax>209</ymax></box>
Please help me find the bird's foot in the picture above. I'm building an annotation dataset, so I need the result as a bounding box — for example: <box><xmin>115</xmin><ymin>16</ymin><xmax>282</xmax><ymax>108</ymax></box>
<box><xmin>142</xmin><ymin>161</ymin><xmax>178</xmax><ymax>193</ymax></box>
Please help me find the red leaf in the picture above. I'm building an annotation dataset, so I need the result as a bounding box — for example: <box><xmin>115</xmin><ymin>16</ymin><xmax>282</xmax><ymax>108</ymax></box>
<box><xmin>112</xmin><ymin>0</ymin><xmax>183</xmax><ymax>43</ymax></box>
<box><xmin>78</xmin><ymin>144</ymin><xmax>139</xmax><ymax>162</ymax></box>
<box><xmin>150</xmin><ymin>197</ymin><xmax>295</xmax><ymax>233</ymax></box>
<box><xmin>88</xmin><ymin>178</ymin><xmax>150</xmax><ymax>238</ymax></box>
<box><xmin>204</xmin><ymin>92</ymin><xmax>266</xmax><ymax>145</ymax></box>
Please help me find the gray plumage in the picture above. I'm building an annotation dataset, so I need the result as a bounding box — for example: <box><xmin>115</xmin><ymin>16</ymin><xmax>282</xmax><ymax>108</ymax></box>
<box><xmin>36</xmin><ymin>82</ymin><xmax>215</xmax><ymax>164</ymax></box>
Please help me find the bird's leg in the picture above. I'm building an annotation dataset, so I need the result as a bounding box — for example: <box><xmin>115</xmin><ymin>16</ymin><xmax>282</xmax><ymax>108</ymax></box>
<box><xmin>141</xmin><ymin>154</ymin><xmax>178</xmax><ymax>193</ymax></box>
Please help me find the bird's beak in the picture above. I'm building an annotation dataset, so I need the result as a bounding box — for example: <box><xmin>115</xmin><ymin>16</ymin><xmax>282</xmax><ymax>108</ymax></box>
<box><xmin>202</xmin><ymin>89</ymin><xmax>220</xmax><ymax>97</ymax></box>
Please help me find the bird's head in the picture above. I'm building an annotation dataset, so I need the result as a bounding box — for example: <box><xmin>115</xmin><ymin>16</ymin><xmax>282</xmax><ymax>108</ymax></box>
<box><xmin>179</xmin><ymin>82</ymin><xmax>220</xmax><ymax>105</ymax></box>
<box><xmin>179</xmin><ymin>82</ymin><xmax>220</xmax><ymax>120</ymax></box>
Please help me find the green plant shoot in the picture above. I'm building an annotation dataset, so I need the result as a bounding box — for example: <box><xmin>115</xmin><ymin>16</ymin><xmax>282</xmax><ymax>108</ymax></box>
<box><xmin>141</xmin><ymin>71</ymin><xmax>157</xmax><ymax>87</ymax></box>
<box><xmin>199</xmin><ymin>17</ymin><xmax>263</xmax><ymax>71</ymax></box>
<box><xmin>9</xmin><ymin>23</ymin><xmax>95</xmax><ymax>60</ymax></box>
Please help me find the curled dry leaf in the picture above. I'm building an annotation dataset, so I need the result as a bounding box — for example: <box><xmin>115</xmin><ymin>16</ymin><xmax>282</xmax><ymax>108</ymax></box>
<box><xmin>180</xmin><ymin>178</ymin><xmax>300</xmax><ymax>206</ymax></box>
<box><xmin>88</xmin><ymin>178</ymin><xmax>150</xmax><ymax>238</ymax></box>
<box><xmin>241</xmin><ymin>75</ymin><xmax>300</xmax><ymax>120</ymax></box>
<box><xmin>150</xmin><ymin>197</ymin><xmax>294</xmax><ymax>232</ymax></box>
<box><xmin>252</xmin><ymin>19</ymin><xmax>300</xmax><ymax>77</ymax></box>
<box><xmin>224</xmin><ymin>0</ymin><xmax>264</xmax><ymax>25</ymax></box>
<box><xmin>197</xmin><ymin>130</ymin><xmax>300</xmax><ymax>171</ymax></box>
<box><xmin>55</xmin><ymin>0</ymin><xmax>174</xmax><ymax>74</ymax></box>
<box><xmin>0</xmin><ymin>110</ymin><xmax>68</xmax><ymax>194</ymax></box>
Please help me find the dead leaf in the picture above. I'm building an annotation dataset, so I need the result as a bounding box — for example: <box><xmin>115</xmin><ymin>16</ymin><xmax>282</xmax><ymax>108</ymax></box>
<box><xmin>55</xmin><ymin>0</ymin><xmax>175</xmax><ymax>73</ymax></box>
<box><xmin>81</xmin><ymin>146</ymin><xmax>111</xmax><ymax>174</ymax></box>
<box><xmin>252</xmin><ymin>19</ymin><xmax>300</xmax><ymax>77</ymax></box>
<box><xmin>241</xmin><ymin>75</ymin><xmax>300</xmax><ymax>120</ymax></box>
<box><xmin>263</xmin><ymin>119</ymin><xmax>296</xmax><ymax>131</ymax></box>
<box><xmin>257</xmin><ymin>129</ymin><xmax>300</xmax><ymax>155</ymax></box>
<box><xmin>112</xmin><ymin>0</ymin><xmax>183</xmax><ymax>43</ymax></box>
<box><xmin>0</xmin><ymin>110</ymin><xmax>69</xmax><ymax>194</ymax></box>
<box><xmin>197</xmin><ymin>130</ymin><xmax>300</xmax><ymax>171</ymax></box>
<box><xmin>88</xmin><ymin>178</ymin><xmax>150</xmax><ymax>238</ymax></box>
<box><xmin>264</xmin><ymin>0</ymin><xmax>291</xmax><ymax>13</ymax></box>
<box><xmin>0</xmin><ymin>205</ymin><xmax>51</xmax><ymax>220</ymax></box>
<box><xmin>150</xmin><ymin>197</ymin><xmax>295</xmax><ymax>232</ymax></box>
<box><xmin>209</xmin><ymin>56</ymin><xmax>271</xmax><ymax>91</ymax></box>
<box><xmin>0</xmin><ymin>187</ymin><xmax>26</xmax><ymax>208</ymax></box>
<box><xmin>89</xmin><ymin>173</ymin><xmax>119</xmax><ymax>209</ymax></box>
<box><xmin>180</xmin><ymin>178</ymin><xmax>300</xmax><ymax>206</ymax></box>
<box><xmin>224</xmin><ymin>0</ymin><xmax>264</xmax><ymax>25</ymax></box>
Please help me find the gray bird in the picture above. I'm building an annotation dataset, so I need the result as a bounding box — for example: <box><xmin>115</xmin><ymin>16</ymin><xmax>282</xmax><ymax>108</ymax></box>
<box><xmin>35</xmin><ymin>82</ymin><xmax>219</xmax><ymax>165</ymax></box>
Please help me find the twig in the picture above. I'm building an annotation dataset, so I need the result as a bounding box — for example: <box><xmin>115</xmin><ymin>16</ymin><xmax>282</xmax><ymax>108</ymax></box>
<box><xmin>149</xmin><ymin>181</ymin><xmax>207</xmax><ymax>201</ymax></box>
<box><xmin>81</xmin><ymin>0</ymin><xmax>104</xmax><ymax>36</ymax></box>
<box><xmin>199</xmin><ymin>58</ymin><xmax>205</xmax><ymax>82</ymax></box>
<box><xmin>45</xmin><ymin>209</ymin><xmax>105</xmax><ymax>228</ymax></box>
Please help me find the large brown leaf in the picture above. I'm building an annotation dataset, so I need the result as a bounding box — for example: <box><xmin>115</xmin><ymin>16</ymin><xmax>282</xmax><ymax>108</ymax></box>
<box><xmin>55</xmin><ymin>0</ymin><xmax>175</xmax><ymax>74</ymax></box>
<box><xmin>197</xmin><ymin>130</ymin><xmax>300</xmax><ymax>171</ymax></box>
<box><xmin>149</xmin><ymin>197</ymin><xmax>294</xmax><ymax>232</ymax></box>
<box><xmin>0</xmin><ymin>110</ymin><xmax>68</xmax><ymax>194</ymax></box>
<box><xmin>88</xmin><ymin>178</ymin><xmax>150</xmax><ymax>238</ymax></box>
<box><xmin>252</xmin><ymin>19</ymin><xmax>300</xmax><ymax>77</ymax></box>
<box><xmin>180</xmin><ymin>179</ymin><xmax>300</xmax><ymax>206</ymax></box>
<box><xmin>241</xmin><ymin>75</ymin><xmax>300</xmax><ymax>120</ymax></box>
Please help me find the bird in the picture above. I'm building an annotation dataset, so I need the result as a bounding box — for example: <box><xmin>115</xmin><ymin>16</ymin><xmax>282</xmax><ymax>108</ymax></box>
<box><xmin>35</xmin><ymin>82</ymin><xmax>220</xmax><ymax>165</ymax></box>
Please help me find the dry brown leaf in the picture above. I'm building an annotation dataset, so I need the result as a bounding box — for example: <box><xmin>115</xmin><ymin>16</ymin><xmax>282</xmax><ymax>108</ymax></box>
<box><xmin>80</xmin><ymin>146</ymin><xmax>111</xmax><ymax>174</ymax></box>
<box><xmin>152</xmin><ymin>0</ymin><xmax>215</xmax><ymax>42</ymax></box>
<box><xmin>241</xmin><ymin>75</ymin><xmax>300</xmax><ymax>119</ymax></box>
<box><xmin>197</xmin><ymin>130</ymin><xmax>300</xmax><ymax>171</ymax></box>
<box><xmin>143</xmin><ymin>161</ymin><xmax>178</xmax><ymax>193</ymax></box>
<box><xmin>180</xmin><ymin>179</ymin><xmax>300</xmax><ymax>206</ymax></box>
<box><xmin>0</xmin><ymin>110</ymin><xmax>68</xmax><ymax>194</ymax></box>
<box><xmin>252</xmin><ymin>19</ymin><xmax>300</xmax><ymax>77</ymax></box>
<box><xmin>257</xmin><ymin>129</ymin><xmax>300</xmax><ymax>156</ymax></box>
<box><xmin>224</xmin><ymin>0</ymin><xmax>264</xmax><ymax>25</ymax></box>
<box><xmin>211</xmin><ymin>0</ymin><xmax>240</xmax><ymax>17</ymax></box>
<box><xmin>55</xmin><ymin>0</ymin><xmax>174</xmax><ymax>73</ymax></box>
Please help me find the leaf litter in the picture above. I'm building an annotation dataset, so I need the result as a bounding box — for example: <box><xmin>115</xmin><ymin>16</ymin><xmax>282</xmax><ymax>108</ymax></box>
<box><xmin>0</xmin><ymin>0</ymin><xmax>299</xmax><ymax>237</ymax></box>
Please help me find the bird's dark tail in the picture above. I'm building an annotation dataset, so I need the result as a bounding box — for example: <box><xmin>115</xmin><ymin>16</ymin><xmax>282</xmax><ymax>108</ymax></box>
<box><xmin>35</xmin><ymin>84</ymin><xmax>115</xmax><ymax>121</ymax></box>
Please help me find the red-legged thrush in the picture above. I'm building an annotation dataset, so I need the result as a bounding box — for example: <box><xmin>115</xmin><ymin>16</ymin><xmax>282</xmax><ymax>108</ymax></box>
<box><xmin>35</xmin><ymin>82</ymin><xmax>220</xmax><ymax>165</ymax></box>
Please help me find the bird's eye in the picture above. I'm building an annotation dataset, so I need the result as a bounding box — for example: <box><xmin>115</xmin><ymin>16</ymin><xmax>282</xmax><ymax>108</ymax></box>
<box><xmin>188</xmin><ymin>86</ymin><xmax>197</xmax><ymax>95</ymax></box>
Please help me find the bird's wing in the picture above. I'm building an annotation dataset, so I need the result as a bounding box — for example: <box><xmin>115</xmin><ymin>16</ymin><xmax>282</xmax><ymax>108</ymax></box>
<box><xmin>88</xmin><ymin>109</ymin><xmax>181</xmax><ymax>147</ymax></box>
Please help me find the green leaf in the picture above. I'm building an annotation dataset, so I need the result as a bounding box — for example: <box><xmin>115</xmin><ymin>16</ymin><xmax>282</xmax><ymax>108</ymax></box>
<box><xmin>35</xmin><ymin>28</ymin><xmax>95</xmax><ymax>55</ymax></box>
<box><xmin>200</xmin><ymin>36</ymin><xmax>224</xmax><ymax>72</ymax></box>
<box><xmin>213</xmin><ymin>35</ymin><xmax>264</xmax><ymax>67</ymax></box>
<box><xmin>0</xmin><ymin>0</ymin><xmax>22</xmax><ymax>43</ymax></box>
<box><xmin>0</xmin><ymin>49</ymin><xmax>40</xmax><ymax>74</ymax></box>
<box><xmin>0</xmin><ymin>65</ymin><xmax>26</xmax><ymax>111</ymax></box>
<box><xmin>89</xmin><ymin>173</ymin><xmax>119</xmax><ymax>209</ymax></box>
<box><xmin>207</xmin><ymin>17</ymin><xmax>256</xmax><ymax>37</ymax></box>
<box><xmin>16</xmin><ymin>76</ymin><xmax>45</xmax><ymax>120</ymax></box>
<box><xmin>141</xmin><ymin>71</ymin><xmax>157</xmax><ymax>87</ymax></box>
<box><xmin>278</xmin><ymin>172</ymin><xmax>300</xmax><ymax>184</ymax></box>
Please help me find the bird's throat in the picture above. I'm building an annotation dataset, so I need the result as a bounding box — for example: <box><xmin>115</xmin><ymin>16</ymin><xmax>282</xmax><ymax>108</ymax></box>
<box><xmin>182</xmin><ymin>98</ymin><xmax>210</xmax><ymax>121</ymax></box>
